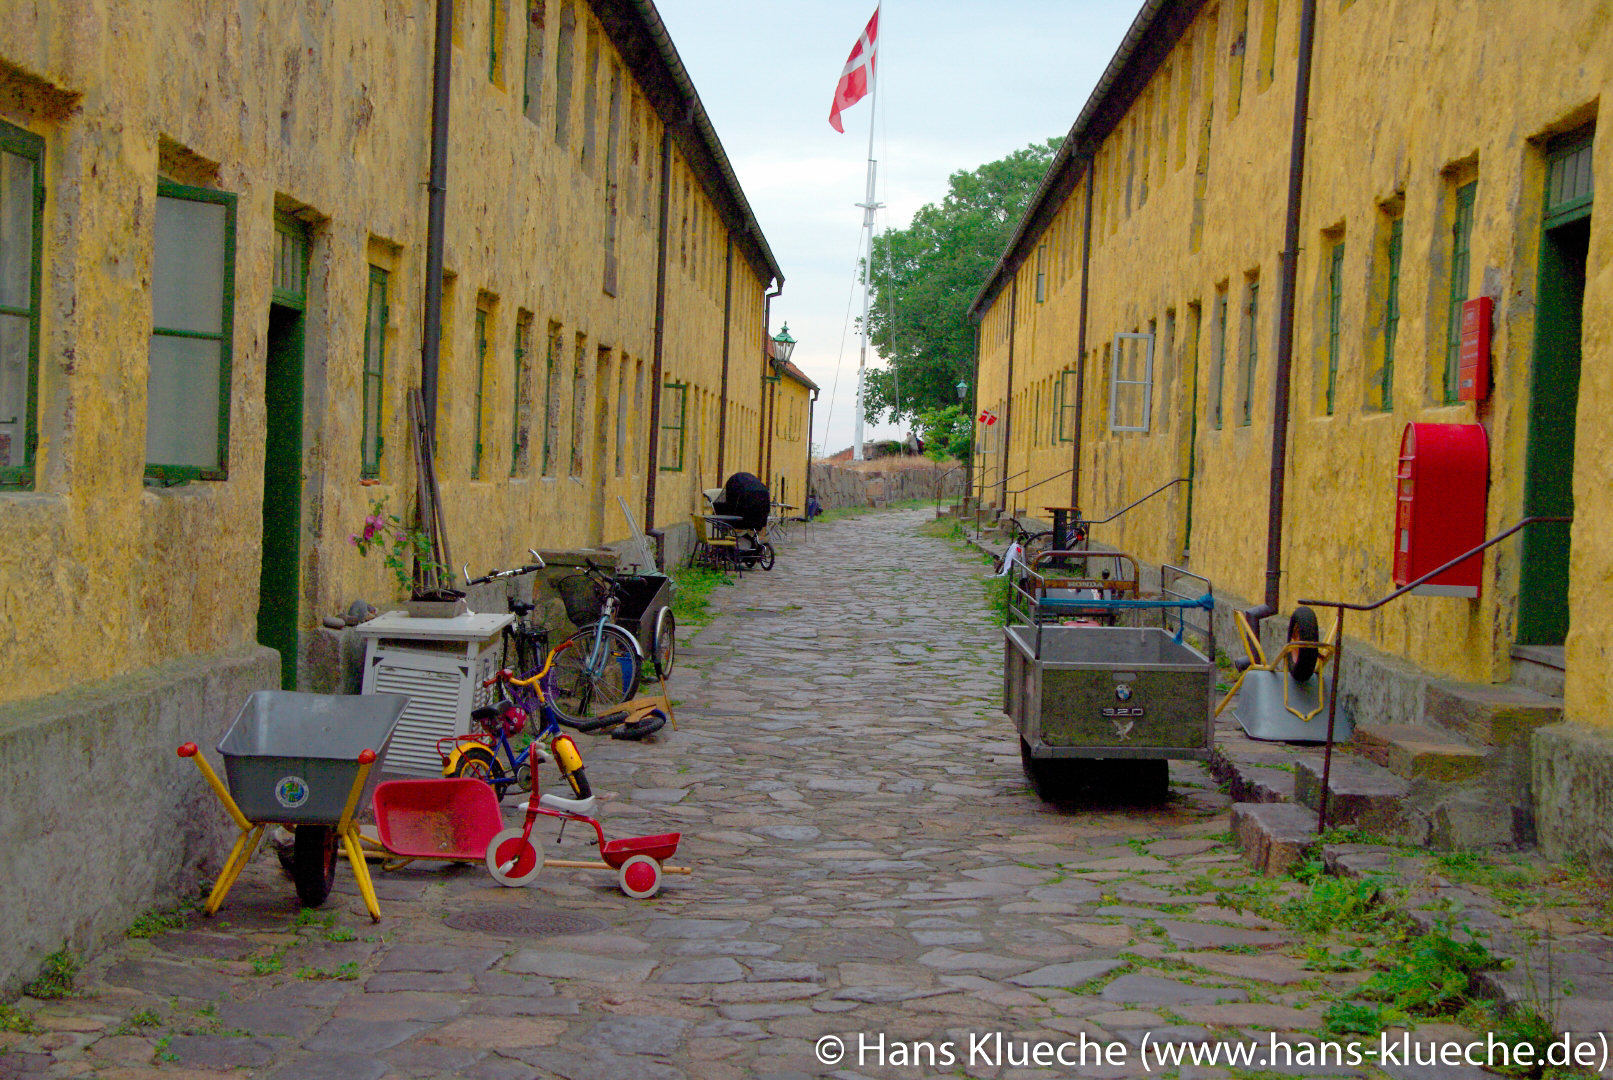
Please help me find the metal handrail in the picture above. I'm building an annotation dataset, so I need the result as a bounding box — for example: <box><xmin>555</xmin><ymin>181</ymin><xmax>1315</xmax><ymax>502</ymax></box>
<box><xmin>1086</xmin><ymin>477</ymin><xmax>1190</xmax><ymax>525</ymax></box>
<box><xmin>1005</xmin><ymin>466</ymin><xmax>1076</xmax><ymax>499</ymax></box>
<box><xmin>1293</xmin><ymin>514</ymin><xmax>1572</xmax><ymax>834</ymax></box>
<box><xmin>931</xmin><ymin>462</ymin><xmax>966</xmax><ymax>517</ymax></box>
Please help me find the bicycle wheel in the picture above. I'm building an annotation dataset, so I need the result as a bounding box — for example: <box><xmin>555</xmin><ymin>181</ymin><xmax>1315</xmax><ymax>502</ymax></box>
<box><xmin>543</xmin><ymin>624</ymin><xmax>641</xmax><ymax>723</ymax></box>
<box><xmin>450</xmin><ymin>745</ymin><xmax>504</xmax><ymax>787</ymax></box>
<box><xmin>502</xmin><ymin>627</ymin><xmax>548</xmax><ymax>715</ymax></box>
<box><xmin>758</xmin><ymin>543</ymin><xmax>775</xmax><ymax>571</ymax></box>
<box><xmin>651</xmin><ymin>608</ymin><xmax>676</xmax><ymax>681</ymax></box>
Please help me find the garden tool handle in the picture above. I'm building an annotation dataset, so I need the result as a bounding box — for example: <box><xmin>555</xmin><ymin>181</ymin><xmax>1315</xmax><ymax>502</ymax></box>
<box><xmin>336</xmin><ymin>750</ymin><xmax>378</xmax><ymax>834</ymax></box>
<box><xmin>177</xmin><ymin>742</ymin><xmax>252</xmax><ymax>832</ymax></box>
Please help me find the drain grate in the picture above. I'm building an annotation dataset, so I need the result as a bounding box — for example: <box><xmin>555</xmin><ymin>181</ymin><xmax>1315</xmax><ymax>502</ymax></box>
<box><xmin>444</xmin><ymin>909</ymin><xmax>607</xmax><ymax>937</ymax></box>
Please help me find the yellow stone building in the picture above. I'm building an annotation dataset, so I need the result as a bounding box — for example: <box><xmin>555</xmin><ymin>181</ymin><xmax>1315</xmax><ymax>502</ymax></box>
<box><xmin>0</xmin><ymin>0</ymin><xmax>786</xmax><ymax>988</ymax></box>
<box><xmin>971</xmin><ymin>0</ymin><xmax>1609</xmax><ymax>861</ymax></box>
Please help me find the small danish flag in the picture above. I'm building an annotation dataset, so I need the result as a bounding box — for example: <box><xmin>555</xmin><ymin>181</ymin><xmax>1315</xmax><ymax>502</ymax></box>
<box><xmin>978</xmin><ymin>410</ymin><xmax>998</xmax><ymax>426</ymax></box>
<box><xmin>828</xmin><ymin>8</ymin><xmax>879</xmax><ymax>133</ymax></box>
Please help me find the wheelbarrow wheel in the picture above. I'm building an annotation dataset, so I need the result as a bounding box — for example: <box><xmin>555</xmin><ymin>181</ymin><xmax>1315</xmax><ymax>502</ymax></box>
<box><xmin>1286</xmin><ymin>606</ymin><xmax>1321</xmax><ymax>682</ymax></box>
<box><xmin>292</xmin><ymin>824</ymin><xmax>338</xmax><ymax>908</ymax></box>
<box><xmin>486</xmin><ymin>828</ymin><xmax>545</xmax><ymax>887</ymax></box>
<box><xmin>618</xmin><ymin>854</ymin><xmax>663</xmax><ymax>899</ymax></box>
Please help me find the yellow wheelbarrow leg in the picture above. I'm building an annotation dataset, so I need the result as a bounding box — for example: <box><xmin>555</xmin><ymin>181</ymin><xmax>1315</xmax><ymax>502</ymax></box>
<box><xmin>341</xmin><ymin>827</ymin><xmax>382</xmax><ymax>922</ymax></box>
<box><xmin>205</xmin><ymin>824</ymin><xmax>264</xmax><ymax>916</ymax></box>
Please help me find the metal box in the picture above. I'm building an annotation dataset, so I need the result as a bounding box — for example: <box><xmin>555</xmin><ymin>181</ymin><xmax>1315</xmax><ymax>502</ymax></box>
<box><xmin>1004</xmin><ymin>624</ymin><xmax>1214</xmax><ymax>760</ymax></box>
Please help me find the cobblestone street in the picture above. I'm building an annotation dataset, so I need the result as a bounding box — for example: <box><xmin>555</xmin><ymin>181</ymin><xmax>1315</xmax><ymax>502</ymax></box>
<box><xmin>3</xmin><ymin>509</ymin><xmax>1441</xmax><ymax>1079</ymax></box>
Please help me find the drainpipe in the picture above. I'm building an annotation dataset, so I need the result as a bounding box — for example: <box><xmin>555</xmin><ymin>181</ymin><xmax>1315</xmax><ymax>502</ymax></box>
<box><xmin>761</xmin><ymin>281</ymin><xmax>780</xmax><ymax>473</ymax></box>
<box><xmin>806</xmin><ymin>386</ymin><xmax>817</xmax><ymax>503</ymax></box>
<box><xmin>420</xmin><ymin>0</ymin><xmax>454</xmax><ymax>439</ymax></box>
<box><xmin>1249</xmin><ymin>0</ymin><xmax>1318</xmax><ymax>628</ymax></box>
<box><xmin>764</xmin><ymin>373</ymin><xmax>776</xmax><ymax>486</ymax></box>
<box><xmin>967</xmin><ymin>322</ymin><xmax>980</xmax><ymax>503</ymax></box>
<box><xmin>643</xmin><ymin>128</ymin><xmax>673</xmax><ymax>532</ymax></box>
<box><xmin>1070</xmin><ymin>156</ymin><xmax>1094</xmax><ymax>510</ymax></box>
<box><xmin>717</xmin><ymin>233</ymin><xmax>733</xmax><ymax>477</ymax></box>
<box><xmin>1000</xmin><ymin>277</ymin><xmax>1018</xmax><ymax>511</ymax></box>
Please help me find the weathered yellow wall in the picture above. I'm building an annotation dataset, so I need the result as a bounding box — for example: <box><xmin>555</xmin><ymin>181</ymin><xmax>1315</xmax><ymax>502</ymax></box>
<box><xmin>977</xmin><ymin>0</ymin><xmax>1611</xmax><ymax>718</ymax></box>
<box><xmin>0</xmin><ymin>0</ymin><xmax>777</xmax><ymax>705</ymax></box>
<box><xmin>768</xmin><ymin>372</ymin><xmax>812</xmax><ymax>509</ymax></box>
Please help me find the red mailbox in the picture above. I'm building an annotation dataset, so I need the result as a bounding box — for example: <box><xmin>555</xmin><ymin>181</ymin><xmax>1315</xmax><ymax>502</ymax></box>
<box><xmin>1393</xmin><ymin>422</ymin><xmax>1489</xmax><ymax>598</ymax></box>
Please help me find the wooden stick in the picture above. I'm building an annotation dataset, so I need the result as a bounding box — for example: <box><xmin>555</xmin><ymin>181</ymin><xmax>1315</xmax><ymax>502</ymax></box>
<box><xmin>542</xmin><ymin>858</ymin><xmax>693</xmax><ymax>875</ymax></box>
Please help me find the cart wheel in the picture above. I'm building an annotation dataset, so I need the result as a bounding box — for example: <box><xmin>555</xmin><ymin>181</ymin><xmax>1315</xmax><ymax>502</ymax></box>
<box><xmin>486</xmin><ymin>828</ymin><xmax>544</xmax><ymax>887</ymax></box>
<box><xmin>292</xmin><ymin>824</ymin><xmax>338</xmax><ymax>908</ymax></box>
<box><xmin>618</xmin><ymin>854</ymin><xmax>663</xmax><ymax>899</ymax></box>
<box><xmin>1286</xmin><ymin>606</ymin><xmax>1321</xmax><ymax>682</ymax></box>
<box><xmin>758</xmin><ymin>543</ymin><xmax>775</xmax><ymax>571</ymax></box>
<box><xmin>1019</xmin><ymin>738</ymin><xmax>1078</xmax><ymax>803</ymax></box>
<box><xmin>451</xmin><ymin>745</ymin><xmax>504</xmax><ymax>788</ymax></box>
<box><xmin>651</xmin><ymin>608</ymin><xmax>677</xmax><ymax>681</ymax></box>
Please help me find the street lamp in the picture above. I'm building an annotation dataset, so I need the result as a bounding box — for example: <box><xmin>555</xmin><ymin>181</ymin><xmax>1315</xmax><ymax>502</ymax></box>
<box><xmin>772</xmin><ymin>324</ymin><xmax>796</xmax><ymax>364</ymax></box>
<box><xmin>956</xmin><ymin>379</ymin><xmax>969</xmax><ymax>402</ymax></box>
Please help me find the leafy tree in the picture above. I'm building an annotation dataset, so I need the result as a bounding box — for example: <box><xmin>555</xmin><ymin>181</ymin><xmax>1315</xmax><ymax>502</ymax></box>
<box><xmin>915</xmin><ymin>404</ymin><xmax>971</xmax><ymax>462</ymax></box>
<box><xmin>862</xmin><ymin>137</ymin><xmax>1063</xmax><ymax>426</ymax></box>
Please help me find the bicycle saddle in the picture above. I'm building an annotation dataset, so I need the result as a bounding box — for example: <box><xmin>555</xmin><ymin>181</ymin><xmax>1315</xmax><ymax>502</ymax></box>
<box><xmin>519</xmin><ymin>794</ymin><xmax>596</xmax><ymax>816</ymax></box>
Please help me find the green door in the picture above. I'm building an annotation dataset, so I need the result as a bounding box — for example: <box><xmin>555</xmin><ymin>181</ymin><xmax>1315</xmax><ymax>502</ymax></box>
<box><xmin>1518</xmin><ymin>135</ymin><xmax>1593</xmax><ymax>646</ymax></box>
<box><xmin>258</xmin><ymin>214</ymin><xmax>309</xmax><ymax>688</ymax></box>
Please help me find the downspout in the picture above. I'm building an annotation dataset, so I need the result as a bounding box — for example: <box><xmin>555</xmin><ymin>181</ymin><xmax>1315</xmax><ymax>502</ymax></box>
<box><xmin>643</xmin><ymin>128</ymin><xmax>673</xmax><ymax>532</ymax></box>
<box><xmin>764</xmin><ymin>374</ymin><xmax>776</xmax><ymax>486</ymax></box>
<box><xmin>1070</xmin><ymin>157</ymin><xmax>1094</xmax><ymax>510</ymax></box>
<box><xmin>806</xmin><ymin>386</ymin><xmax>817</xmax><ymax>502</ymax></box>
<box><xmin>761</xmin><ymin>282</ymin><xmax>780</xmax><ymax>473</ymax></box>
<box><xmin>420</xmin><ymin>0</ymin><xmax>454</xmax><ymax>439</ymax></box>
<box><xmin>717</xmin><ymin>233</ymin><xmax>733</xmax><ymax>478</ymax></box>
<box><xmin>967</xmin><ymin>322</ymin><xmax>980</xmax><ymax>502</ymax></box>
<box><xmin>1249</xmin><ymin>0</ymin><xmax>1318</xmax><ymax>627</ymax></box>
<box><xmin>1000</xmin><ymin>277</ymin><xmax>1018</xmax><ymax>510</ymax></box>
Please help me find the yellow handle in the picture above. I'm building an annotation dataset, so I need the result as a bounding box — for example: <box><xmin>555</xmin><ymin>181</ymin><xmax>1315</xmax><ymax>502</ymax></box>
<box><xmin>179</xmin><ymin>744</ymin><xmax>252</xmax><ymax>832</ymax></box>
<box><xmin>336</xmin><ymin>750</ymin><xmax>377</xmax><ymax>835</ymax></box>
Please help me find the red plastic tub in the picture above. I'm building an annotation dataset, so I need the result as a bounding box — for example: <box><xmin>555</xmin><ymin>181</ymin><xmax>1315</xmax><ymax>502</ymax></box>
<box><xmin>599</xmin><ymin>832</ymin><xmax>681</xmax><ymax>868</ymax></box>
<box><xmin>373</xmin><ymin>779</ymin><xmax>504</xmax><ymax>860</ymax></box>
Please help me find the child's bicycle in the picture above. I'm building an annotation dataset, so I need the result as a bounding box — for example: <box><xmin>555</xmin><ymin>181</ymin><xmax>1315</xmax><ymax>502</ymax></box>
<box><xmin>439</xmin><ymin>661</ymin><xmax>592</xmax><ymax>802</ymax></box>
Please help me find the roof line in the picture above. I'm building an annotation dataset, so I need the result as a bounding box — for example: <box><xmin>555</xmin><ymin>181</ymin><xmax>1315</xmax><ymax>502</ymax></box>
<box><xmin>968</xmin><ymin>0</ymin><xmax>1193</xmax><ymax>321</ymax></box>
<box><xmin>622</xmin><ymin>0</ymin><xmax>785</xmax><ymax>289</ymax></box>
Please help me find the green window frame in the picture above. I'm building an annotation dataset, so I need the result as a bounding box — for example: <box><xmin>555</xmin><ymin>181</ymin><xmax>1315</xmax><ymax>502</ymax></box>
<box><xmin>472</xmin><ymin>307</ymin><xmax>489</xmax><ymax>478</ymax></box>
<box><xmin>489</xmin><ymin>0</ymin><xmax>501</xmax><ymax>81</ymax></box>
<box><xmin>1034</xmin><ymin>244</ymin><xmax>1047</xmax><ymax>303</ymax></box>
<box><xmin>1240</xmin><ymin>282</ymin><xmax>1259</xmax><ymax>425</ymax></box>
<box><xmin>1056</xmin><ymin>369</ymin><xmax>1079</xmax><ymax>442</ymax></box>
<box><xmin>361</xmin><ymin>266</ymin><xmax>388</xmax><ymax>478</ymax></box>
<box><xmin>271</xmin><ymin>213</ymin><xmax>308</xmax><ymax>310</ymax></box>
<box><xmin>1210</xmin><ymin>291</ymin><xmax>1228</xmax><ymax>430</ymax></box>
<box><xmin>510</xmin><ymin>316</ymin><xmax>529</xmax><ymax>475</ymax></box>
<box><xmin>1382</xmin><ymin>218</ymin><xmax>1402</xmax><ymax>411</ymax></box>
<box><xmin>0</xmin><ymin>118</ymin><xmax>44</xmax><ymax>491</ymax></box>
<box><xmin>658</xmin><ymin>379</ymin><xmax>687</xmax><ymax>471</ymax></box>
<box><xmin>1325</xmin><ymin>243</ymin><xmax>1343</xmax><ymax>415</ymax></box>
<box><xmin>1443</xmin><ymin>180</ymin><xmax>1476</xmax><ymax>403</ymax></box>
<box><xmin>1544</xmin><ymin>134</ymin><xmax>1594</xmax><ymax>229</ymax></box>
<box><xmin>147</xmin><ymin>179</ymin><xmax>237</xmax><ymax>484</ymax></box>
<box><xmin>542</xmin><ymin>324</ymin><xmax>559</xmax><ymax>475</ymax></box>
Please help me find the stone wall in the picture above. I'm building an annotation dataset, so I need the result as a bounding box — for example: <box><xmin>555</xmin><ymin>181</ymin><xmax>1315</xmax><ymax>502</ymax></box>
<box><xmin>809</xmin><ymin>461</ymin><xmax>967</xmax><ymax>511</ymax></box>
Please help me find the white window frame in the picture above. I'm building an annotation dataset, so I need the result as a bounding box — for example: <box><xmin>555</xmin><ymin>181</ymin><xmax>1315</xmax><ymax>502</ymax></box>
<box><xmin>1108</xmin><ymin>332</ymin><xmax>1154</xmax><ymax>433</ymax></box>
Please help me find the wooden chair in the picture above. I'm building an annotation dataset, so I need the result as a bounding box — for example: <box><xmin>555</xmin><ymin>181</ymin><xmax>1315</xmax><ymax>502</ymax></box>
<box><xmin>690</xmin><ymin>514</ymin><xmax>741</xmax><ymax>573</ymax></box>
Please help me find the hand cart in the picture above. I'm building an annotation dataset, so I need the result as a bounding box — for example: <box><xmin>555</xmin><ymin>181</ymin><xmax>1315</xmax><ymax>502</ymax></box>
<box><xmin>1004</xmin><ymin>551</ymin><xmax>1216</xmax><ymax>802</ymax></box>
<box><xmin>178</xmin><ymin>691</ymin><xmax>409</xmax><ymax>921</ymax></box>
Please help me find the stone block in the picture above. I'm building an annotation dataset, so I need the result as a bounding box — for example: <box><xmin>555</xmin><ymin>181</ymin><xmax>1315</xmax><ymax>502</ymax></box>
<box><xmin>1532</xmin><ymin>722</ymin><xmax>1613</xmax><ymax>875</ymax></box>
<box><xmin>1424</xmin><ymin>680</ymin><xmax>1562</xmax><ymax>748</ymax></box>
<box><xmin>1292</xmin><ymin>754</ymin><xmax>1408</xmax><ymax>833</ymax></box>
<box><xmin>1353</xmin><ymin>722</ymin><xmax>1488</xmax><ymax>782</ymax></box>
<box><xmin>1430</xmin><ymin>788</ymin><xmax>1525</xmax><ymax>850</ymax></box>
<box><xmin>1231</xmin><ymin>801</ymin><xmax>1318</xmax><ymax>876</ymax></box>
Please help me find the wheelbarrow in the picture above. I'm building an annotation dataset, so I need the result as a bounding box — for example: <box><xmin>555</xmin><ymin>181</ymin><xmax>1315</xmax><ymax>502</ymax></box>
<box><xmin>178</xmin><ymin>690</ymin><xmax>410</xmax><ymax>922</ymax></box>
<box><xmin>486</xmin><ymin>788</ymin><xmax>690</xmax><ymax>899</ymax></box>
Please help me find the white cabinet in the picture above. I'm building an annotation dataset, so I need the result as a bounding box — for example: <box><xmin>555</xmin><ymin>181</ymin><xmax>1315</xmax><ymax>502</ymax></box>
<box><xmin>354</xmin><ymin>612</ymin><xmax>514</xmax><ymax>776</ymax></box>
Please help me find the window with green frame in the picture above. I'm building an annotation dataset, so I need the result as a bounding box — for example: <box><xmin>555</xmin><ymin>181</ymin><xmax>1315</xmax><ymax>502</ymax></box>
<box><xmin>472</xmin><ymin>306</ymin><xmax>489</xmax><ymax>478</ymax></box>
<box><xmin>1443</xmin><ymin>180</ymin><xmax>1476</xmax><ymax>403</ymax></box>
<box><xmin>542</xmin><ymin>322</ymin><xmax>560</xmax><ymax>475</ymax></box>
<box><xmin>1381</xmin><ymin>217</ymin><xmax>1402</xmax><ymax>411</ymax></box>
<box><xmin>147</xmin><ymin>179</ymin><xmax>237</xmax><ymax>483</ymax></box>
<box><xmin>1210</xmin><ymin>290</ymin><xmax>1228</xmax><ymax>429</ymax></box>
<box><xmin>1239</xmin><ymin>280</ymin><xmax>1258</xmax><ymax>425</ymax></box>
<box><xmin>1325</xmin><ymin>242</ymin><xmax>1343</xmax><ymax>414</ymax></box>
<box><xmin>361</xmin><ymin>266</ymin><xmax>388</xmax><ymax>478</ymax></box>
<box><xmin>0</xmin><ymin>119</ymin><xmax>44</xmax><ymax>491</ymax></box>
<box><xmin>523</xmin><ymin>0</ymin><xmax>546</xmax><ymax>123</ymax></box>
<box><xmin>489</xmin><ymin>0</ymin><xmax>502</xmax><ymax>82</ymax></box>
<box><xmin>511</xmin><ymin>314</ymin><xmax>531</xmax><ymax>476</ymax></box>
<box><xmin>1056</xmin><ymin>368</ymin><xmax>1078</xmax><ymax>442</ymax></box>
<box><xmin>658</xmin><ymin>379</ymin><xmax>687</xmax><ymax>470</ymax></box>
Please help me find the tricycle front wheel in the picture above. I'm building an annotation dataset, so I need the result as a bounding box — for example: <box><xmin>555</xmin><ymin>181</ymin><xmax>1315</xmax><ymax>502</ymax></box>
<box><xmin>486</xmin><ymin>828</ymin><xmax>544</xmax><ymax>887</ymax></box>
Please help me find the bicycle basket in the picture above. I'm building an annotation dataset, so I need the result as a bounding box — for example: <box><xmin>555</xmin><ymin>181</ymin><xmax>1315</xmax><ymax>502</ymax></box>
<box><xmin>557</xmin><ymin>573</ymin><xmax>606</xmax><ymax>625</ymax></box>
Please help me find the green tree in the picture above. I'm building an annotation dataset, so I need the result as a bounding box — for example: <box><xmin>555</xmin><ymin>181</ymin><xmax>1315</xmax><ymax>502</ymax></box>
<box><xmin>862</xmin><ymin>137</ymin><xmax>1063</xmax><ymax>426</ymax></box>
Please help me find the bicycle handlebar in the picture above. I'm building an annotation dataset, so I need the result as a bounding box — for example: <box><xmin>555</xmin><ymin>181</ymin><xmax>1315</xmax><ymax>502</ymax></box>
<box><xmin>463</xmin><ymin>552</ymin><xmax>547</xmax><ymax>588</ymax></box>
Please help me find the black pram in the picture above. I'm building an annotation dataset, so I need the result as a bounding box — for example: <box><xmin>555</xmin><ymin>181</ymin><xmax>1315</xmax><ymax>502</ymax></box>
<box><xmin>712</xmin><ymin>472</ymin><xmax>770</xmax><ymax>531</ymax></box>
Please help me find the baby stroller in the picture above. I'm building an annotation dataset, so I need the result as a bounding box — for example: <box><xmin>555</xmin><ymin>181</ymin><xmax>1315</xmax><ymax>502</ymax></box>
<box><xmin>707</xmin><ymin>472</ymin><xmax>775</xmax><ymax>571</ymax></box>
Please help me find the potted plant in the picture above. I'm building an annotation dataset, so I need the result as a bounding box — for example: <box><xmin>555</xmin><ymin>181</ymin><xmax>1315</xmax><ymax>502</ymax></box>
<box><xmin>350</xmin><ymin>498</ymin><xmax>463</xmax><ymax>617</ymax></box>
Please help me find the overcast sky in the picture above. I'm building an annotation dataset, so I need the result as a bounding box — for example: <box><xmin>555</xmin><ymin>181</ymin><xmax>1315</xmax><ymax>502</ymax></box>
<box><xmin>653</xmin><ymin>0</ymin><xmax>1138</xmax><ymax>457</ymax></box>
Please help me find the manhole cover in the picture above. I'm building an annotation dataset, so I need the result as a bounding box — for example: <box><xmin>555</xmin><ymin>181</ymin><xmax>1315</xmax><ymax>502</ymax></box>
<box><xmin>444</xmin><ymin>909</ymin><xmax>607</xmax><ymax>937</ymax></box>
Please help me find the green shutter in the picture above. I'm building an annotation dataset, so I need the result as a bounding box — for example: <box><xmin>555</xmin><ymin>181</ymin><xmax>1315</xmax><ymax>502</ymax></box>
<box><xmin>1325</xmin><ymin>244</ymin><xmax>1342</xmax><ymax>415</ymax></box>
<box><xmin>1242</xmin><ymin>281</ymin><xmax>1259</xmax><ymax>425</ymax></box>
<box><xmin>1544</xmin><ymin>135</ymin><xmax>1594</xmax><ymax>229</ymax></box>
<box><xmin>511</xmin><ymin>320</ymin><xmax>527</xmax><ymax>475</ymax></box>
<box><xmin>0</xmin><ymin>119</ymin><xmax>44</xmax><ymax>491</ymax></box>
<box><xmin>361</xmin><ymin>266</ymin><xmax>388</xmax><ymax>478</ymax></box>
<box><xmin>1444</xmin><ymin>181</ymin><xmax>1476</xmax><ymax>404</ymax></box>
<box><xmin>1382</xmin><ymin>218</ymin><xmax>1402</xmax><ymax>411</ymax></box>
<box><xmin>1211</xmin><ymin>293</ymin><xmax>1227</xmax><ymax>430</ymax></box>
<box><xmin>659</xmin><ymin>380</ymin><xmax>687</xmax><ymax>471</ymax></box>
<box><xmin>146</xmin><ymin>179</ymin><xmax>237</xmax><ymax>484</ymax></box>
<box><xmin>271</xmin><ymin>212</ymin><xmax>308</xmax><ymax>310</ymax></box>
<box><xmin>473</xmin><ymin>308</ymin><xmax>488</xmax><ymax>477</ymax></box>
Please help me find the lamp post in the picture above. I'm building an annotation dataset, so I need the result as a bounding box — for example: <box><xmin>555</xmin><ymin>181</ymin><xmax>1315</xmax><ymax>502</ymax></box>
<box><xmin>771</xmin><ymin>324</ymin><xmax>796</xmax><ymax>364</ymax></box>
<box><xmin>768</xmin><ymin>324</ymin><xmax>797</xmax><ymax>501</ymax></box>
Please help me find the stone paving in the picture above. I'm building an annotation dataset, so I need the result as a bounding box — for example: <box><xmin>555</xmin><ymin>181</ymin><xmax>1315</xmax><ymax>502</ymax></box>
<box><xmin>3</xmin><ymin>508</ymin><xmax>1599</xmax><ymax>1079</ymax></box>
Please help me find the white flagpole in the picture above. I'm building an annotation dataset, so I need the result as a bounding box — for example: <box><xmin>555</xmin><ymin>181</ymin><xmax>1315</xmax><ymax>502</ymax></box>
<box><xmin>852</xmin><ymin>15</ymin><xmax>882</xmax><ymax>462</ymax></box>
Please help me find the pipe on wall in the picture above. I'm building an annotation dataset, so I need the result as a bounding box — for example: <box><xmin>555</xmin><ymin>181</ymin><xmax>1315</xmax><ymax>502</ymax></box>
<box><xmin>643</xmin><ymin>128</ymin><xmax>673</xmax><ymax>533</ymax></box>
<box><xmin>1000</xmin><ymin>277</ymin><xmax>1018</xmax><ymax>510</ymax></box>
<box><xmin>760</xmin><ymin>282</ymin><xmax>780</xmax><ymax>474</ymax></box>
<box><xmin>717</xmin><ymin>233</ymin><xmax>733</xmax><ymax>477</ymax></box>
<box><xmin>1251</xmin><ymin>0</ymin><xmax>1319</xmax><ymax>626</ymax></box>
<box><xmin>420</xmin><ymin>0</ymin><xmax>454</xmax><ymax>439</ymax></box>
<box><xmin>1070</xmin><ymin>155</ymin><xmax>1094</xmax><ymax>513</ymax></box>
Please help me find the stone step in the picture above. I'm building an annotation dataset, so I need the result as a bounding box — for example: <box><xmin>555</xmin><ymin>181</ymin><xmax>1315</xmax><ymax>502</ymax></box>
<box><xmin>1231</xmin><ymin>801</ymin><xmax>1319</xmax><ymax>876</ymax></box>
<box><xmin>1508</xmin><ymin>644</ymin><xmax>1565</xmax><ymax>699</ymax></box>
<box><xmin>1208</xmin><ymin>739</ymin><xmax>1301</xmax><ymax>804</ymax></box>
<box><xmin>1353</xmin><ymin>722</ymin><xmax>1489</xmax><ymax>782</ymax></box>
<box><xmin>1292</xmin><ymin>754</ymin><xmax>1409</xmax><ymax>833</ymax></box>
<box><xmin>1423</xmin><ymin>680</ymin><xmax>1562</xmax><ymax>748</ymax></box>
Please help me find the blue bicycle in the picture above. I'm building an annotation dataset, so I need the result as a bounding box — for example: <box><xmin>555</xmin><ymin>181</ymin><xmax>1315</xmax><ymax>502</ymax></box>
<box><xmin>545</xmin><ymin>559</ymin><xmax>643</xmax><ymax>724</ymax></box>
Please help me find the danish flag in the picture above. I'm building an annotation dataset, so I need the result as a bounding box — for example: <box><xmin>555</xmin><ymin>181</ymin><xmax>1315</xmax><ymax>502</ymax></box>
<box><xmin>828</xmin><ymin>7</ymin><xmax>879</xmax><ymax>133</ymax></box>
<box><xmin>979</xmin><ymin>410</ymin><xmax>998</xmax><ymax>426</ymax></box>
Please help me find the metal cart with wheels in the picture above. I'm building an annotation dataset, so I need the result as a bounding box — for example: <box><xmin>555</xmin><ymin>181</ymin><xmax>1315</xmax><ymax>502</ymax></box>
<box><xmin>1004</xmin><ymin>552</ymin><xmax>1216</xmax><ymax>802</ymax></box>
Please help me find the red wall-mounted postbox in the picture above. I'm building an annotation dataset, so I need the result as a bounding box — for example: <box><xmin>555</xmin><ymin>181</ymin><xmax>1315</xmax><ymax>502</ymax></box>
<box><xmin>1457</xmin><ymin>296</ymin><xmax>1492</xmax><ymax>401</ymax></box>
<box><xmin>1394</xmin><ymin>422</ymin><xmax>1489</xmax><ymax>598</ymax></box>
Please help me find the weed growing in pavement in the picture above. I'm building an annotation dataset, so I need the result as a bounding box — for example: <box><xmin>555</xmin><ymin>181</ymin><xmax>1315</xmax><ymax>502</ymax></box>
<box><xmin>126</xmin><ymin>899</ymin><xmax>196</xmax><ymax>939</ymax></box>
<box><xmin>1302</xmin><ymin>944</ymin><xmax>1364</xmax><ymax>972</ymax></box>
<box><xmin>668</xmin><ymin>564</ymin><xmax>735</xmax><ymax>628</ymax></box>
<box><xmin>1355</xmin><ymin>925</ymin><xmax>1503</xmax><ymax>1015</ymax></box>
<box><xmin>1322</xmin><ymin>1000</ymin><xmax>1401</xmax><ymax>1038</ymax></box>
<box><xmin>22</xmin><ymin>945</ymin><xmax>77</xmax><ymax>1000</ymax></box>
<box><xmin>1280</xmin><ymin>876</ymin><xmax>1390</xmax><ymax>934</ymax></box>
<box><xmin>0</xmin><ymin>1003</ymin><xmax>40</xmax><ymax>1034</ymax></box>
<box><xmin>111</xmin><ymin>1008</ymin><xmax>164</xmax><ymax>1036</ymax></box>
<box><xmin>250</xmin><ymin>949</ymin><xmax>285</xmax><ymax>976</ymax></box>
<box><xmin>294</xmin><ymin>961</ymin><xmax>360</xmax><ymax>981</ymax></box>
<box><xmin>983</xmin><ymin>575</ymin><xmax>1013</xmax><ymax>625</ymax></box>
